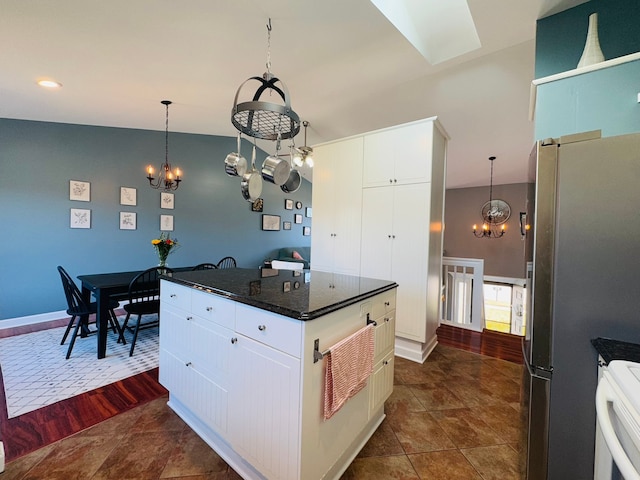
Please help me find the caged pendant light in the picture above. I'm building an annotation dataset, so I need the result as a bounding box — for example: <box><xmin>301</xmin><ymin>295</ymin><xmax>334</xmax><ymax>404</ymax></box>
<box><xmin>472</xmin><ymin>156</ymin><xmax>510</xmax><ymax>238</ymax></box>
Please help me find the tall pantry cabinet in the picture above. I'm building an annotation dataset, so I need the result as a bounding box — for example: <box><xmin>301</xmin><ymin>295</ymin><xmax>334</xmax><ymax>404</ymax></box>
<box><xmin>312</xmin><ymin>117</ymin><xmax>448</xmax><ymax>362</ymax></box>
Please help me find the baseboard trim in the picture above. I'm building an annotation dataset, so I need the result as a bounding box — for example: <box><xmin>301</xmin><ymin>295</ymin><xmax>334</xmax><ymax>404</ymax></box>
<box><xmin>0</xmin><ymin>310</ymin><xmax>68</xmax><ymax>330</ymax></box>
<box><xmin>394</xmin><ymin>335</ymin><xmax>438</xmax><ymax>364</ymax></box>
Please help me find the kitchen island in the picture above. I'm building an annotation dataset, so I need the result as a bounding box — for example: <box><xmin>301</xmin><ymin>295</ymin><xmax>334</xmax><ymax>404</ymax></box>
<box><xmin>159</xmin><ymin>268</ymin><xmax>398</xmax><ymax>480</ymax></box>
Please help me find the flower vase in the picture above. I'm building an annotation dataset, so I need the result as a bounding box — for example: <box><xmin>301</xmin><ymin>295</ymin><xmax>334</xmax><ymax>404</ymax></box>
<box><xmin>577</xmin><ymin>13</ymin><xmax>605</xmax><ymax>68</ymax></box>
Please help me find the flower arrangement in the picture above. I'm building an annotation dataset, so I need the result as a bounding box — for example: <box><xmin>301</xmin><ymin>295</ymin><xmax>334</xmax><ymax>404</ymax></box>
<box><xmin>151</xmin><ymin>232</ymin><xmax>179</xmax><ymax>267</ymax></box>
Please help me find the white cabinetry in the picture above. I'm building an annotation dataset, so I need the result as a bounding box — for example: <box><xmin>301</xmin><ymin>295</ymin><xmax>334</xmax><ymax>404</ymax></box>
<box><xmin>311</xmin><ymin>117</ymin><xmax>447</xmax><ymax>361</ymax></box>
<box><xmin>160</xmin><ymin>280</ymin><xmax>397</xmax><ymax>480</ymax></box>
<box><xmin>362</xmin><ymin>120</ymin><xmax>434</xmax><ymax>187</ymax></box>
<box><xmin>311</xmin><ymin>137</ymin><xmax>363</xmax><ymax>275</ymax></box>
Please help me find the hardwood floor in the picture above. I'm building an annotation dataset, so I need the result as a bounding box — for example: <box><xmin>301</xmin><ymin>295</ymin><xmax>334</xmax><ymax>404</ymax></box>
<box><xmin>436</xmin><ymin>324</ymin><xmax>524</xmax><ymax>364</ymax></box>
<box><xmin>0</xmin><ymin>322</ymin><xmax>522</xmax><ymax>465</ymax></box>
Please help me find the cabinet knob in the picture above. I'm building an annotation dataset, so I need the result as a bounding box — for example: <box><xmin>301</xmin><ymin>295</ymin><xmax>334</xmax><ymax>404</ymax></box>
<box><xmin>394</xmin><ymin>179</ymin><xmax>397</xmax><ymax>183</ymax></box>
<box><xmin>384</xmin><ymin>301</ymin><xmax>390</xmax><ymax>306</ymax></box>
<box><xmin>388</xmin><ymin>235</ymin><xmax>391</xmax><ymax>239</ymax></box>
<box><xmin>258</xmin><ymin>325</ymin><xmax>267</xmax><ymax>331</ymax></box>
<box><xmin>186</xmin><ymin>316</ymin><xmax>193</xmax><ymax>321</ymax></box>
<box><xmin>231</xmin><ymin>337</ymin><xmax>238</xmax><ymax>344</ymax></box>
<box><xmin>384</xmin><ymin>360</ymin><xmax>390</xmax><ymax>365</ymax></box>
<box><xmin>389</xmin><ymin>179</ymin><xmax>393</xmax><ymax>184</ymax></box>
<box><xmin>185</xmin><ymin>361</ymin><xmax>192</xmax><ymax>367</ymax></box>
<box><xmin>170</xmin><ymin>294</ymin><xmax>177</xmax><ymax>298</ymax></box>
<box><xmin>385</xmin><ymin>317</ymin><xmax>390</xmax><ymax>322</ymax></box>
<box><xmin>392</xmin><ymin>235</ymin><xmax>396</xmax><ymax>239</ymax></box>
<box><xmin>206</xmin><ymin>306</ymin><xmax>213</xmax><ymax>312</ymax></box>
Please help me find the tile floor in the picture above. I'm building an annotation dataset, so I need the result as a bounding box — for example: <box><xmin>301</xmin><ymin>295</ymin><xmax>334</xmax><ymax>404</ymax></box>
<box><xmin>3</xmin><ymin>344</ymin><xmax>525</xmax><ymax>480</ymax></box>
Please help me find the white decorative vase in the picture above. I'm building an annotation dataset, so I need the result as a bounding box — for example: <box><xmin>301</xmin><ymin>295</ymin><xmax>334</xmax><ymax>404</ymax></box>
<box><xmin>577</xmin><ymin>13</ymin><xmax>605</xmax><ymax>68</ymax></box>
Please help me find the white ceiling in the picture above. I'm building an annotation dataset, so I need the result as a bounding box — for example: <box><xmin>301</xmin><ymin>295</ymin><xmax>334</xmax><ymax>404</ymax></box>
<box><xmin>0</xmin><ymin>0</ymin><xmax>587</xmax><ymax>188</ymax></box>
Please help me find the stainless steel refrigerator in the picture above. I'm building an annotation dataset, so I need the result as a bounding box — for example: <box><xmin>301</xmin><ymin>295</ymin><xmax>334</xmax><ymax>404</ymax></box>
<box><xmin>522</xmin><ymin>130</ymin><xmax>640</xmax><ymax>480</ymax></box>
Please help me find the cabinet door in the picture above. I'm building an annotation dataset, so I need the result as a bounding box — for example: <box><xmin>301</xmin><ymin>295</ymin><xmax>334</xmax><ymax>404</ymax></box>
<box><xmin>360</xmin><ymin>187</ymin><xmax>393</xmax><ymax>281</ymax></box>
<box><xmin>392</xmin><ymin>184</ymin><xmax>430</xmax><ymax>341</ymax></box>
<box><xmin>373</xmin><ymin>311</ymin><xmax>396</xmax><ymax>363</ymax></box>
<box><xmin>369</xmin><ymin>352</ymin><xmax>394</xmax><ymax>416</ymax></box>
<box><xmin>229</xmin><ymin>335</ymin><xmax>301</xmax><ymax>480</ymax></box>
<box><xmin>363</xmin><ymin>121</ymin><xmax>433</xmax><ymax>187</ymax></box>
<box><xmin>311</xmin><ymin>137</ymin><xmax>363</xmax><ymax>275</ymax></box>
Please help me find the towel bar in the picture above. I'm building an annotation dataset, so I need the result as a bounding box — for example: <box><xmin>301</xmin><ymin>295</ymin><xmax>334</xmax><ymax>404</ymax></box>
<box><xmin>313</xmin><ymin>314</ymin><xmax>377</xmax><ymax>363</ymax></box>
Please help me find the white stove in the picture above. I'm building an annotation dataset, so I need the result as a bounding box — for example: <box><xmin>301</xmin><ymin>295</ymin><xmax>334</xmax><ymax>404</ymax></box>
<box><xmin>595</xmin><ymin>360</ymin><xmax>640</xmax><ymax>480</ymax></box>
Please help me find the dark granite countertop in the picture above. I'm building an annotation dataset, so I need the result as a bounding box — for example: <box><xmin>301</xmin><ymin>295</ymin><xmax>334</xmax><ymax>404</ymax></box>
<box><xmin>162</xmin><ymin>268</ymin><xmax>398</xmax><ymax>321</ymax></box>
<box><xmin>591</xmin><ymin>337</ymin><xmax>640</xmax><ymax>365</ymax></box>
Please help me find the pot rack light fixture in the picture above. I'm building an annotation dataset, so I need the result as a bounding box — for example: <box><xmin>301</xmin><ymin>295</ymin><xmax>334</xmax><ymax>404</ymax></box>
<box><xmin>473</xmin><ymin>156</ymin><xmax>508</xmax><ymax>238</ymax></box>
<box><xmin>230</xmin><ymin>18</ymin><xmax>300</xmax><ymax>141</ymax></box>
<box><xmin>292</xmin><ymin>121</ymin><xmax>314</xmax><ymax>168</ymax></box>
<box><xmin>146</xmin><ymin>100</ymin><xmax>182</xmax><ymax>191</ymax></box>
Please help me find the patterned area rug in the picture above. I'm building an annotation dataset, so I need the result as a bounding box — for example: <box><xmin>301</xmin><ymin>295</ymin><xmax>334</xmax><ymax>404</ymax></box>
<box><xmin>0</xmin><ymin>316</ymin><xmax>159</xmax><ymax>418</ymax></box>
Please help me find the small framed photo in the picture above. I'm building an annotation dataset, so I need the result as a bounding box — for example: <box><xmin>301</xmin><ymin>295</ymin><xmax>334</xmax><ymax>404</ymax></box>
<box><xmin>284</xmin><ymin>199</ymin><xmax>294</xmax><ymax>210</ymax></box>
<box><xmin>303</xmin><ymin>226</ymin><xmax>311</xmax><ymax>236</ymax></box>
<box><xmin>262</xmin><ymin>214</ymin><xmax>281</xmax><ymax>231</ymax></box>
<box><xmin>295</xmin><ymin>201</ymin><xmax>303</xmax><ymax>209</ymax></box>
<box><xmin>252</xmin><ymin>198</ymin><xmax>264</xmax><ymax>212</ymax></box>
<box><xmin>160</xmin><ymin>214</ymin><xmax>174</xmax><ymax>231</ymax></box>
<box><xmin>120</xmin><ymin>187</ymin><xmax>137</xmax><ymax>206</ymax></box>
<box><xmin>283</xmin><ymin>221</ymin><xmax>292</xmax><ymax>230</ymax></box>
<box><xmin>161</xmin><ymin>192</ymin><xmax>175</xmax><ymax>209</ymax></box>
<box><xmin>70</xmin><ymin>208</ymin><xmax>91</xmax><ymax>228</ymax></box>
<box><xmin>283</xmin><ymin>281</ymin><xmax>291</xmax><ymax>292</ymax></box>
<box><xmin>69</xmin><ymin>180</ymin><xmax>90</xmax><ymax>202</ymax></box>
<box><xmin>120</xmin><ymin>212</ymin><xmax>137</xmax><ymax>230</ymax></box>
<box><xmin>305</xmin><ymin>207</ymin><xmax>312</xmax><ymax>218</ymax></box>
<box><xmin>294</xmin><ymin>214</ymin><xmax>303</xmax><ymax>224</ymax></box>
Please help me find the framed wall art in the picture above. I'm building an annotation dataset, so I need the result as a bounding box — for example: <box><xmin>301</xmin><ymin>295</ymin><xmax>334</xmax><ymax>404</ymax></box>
<box><xmin>294</xmin><ymin>214</ymin><xmax>303</xmax><ymax>224</ymax></box>
<box><xmin>285</xmin><ymin>199</ymin><xmax>293</xmax><ymax>210</ymax></box>
<box><xmin>252</xmin><ymin>198</ymin><xmax>264</xmax><ymax>212</ymax></box>
<box><xmin>120</xmin><ymin>187</ymin><xmax>137</xmax><ymax>206</ymax></box>
<box><xmin>295</xmin><ymin>201</ymin><xmax>302</xmax><ymax>209</ymax></box>
<box><xmin>160</xmin><ymin>214</ymin><xmax>174</xmax><ymax>231</ymax></box>
<box><xmin>303</xmin><ymin>226</ymin><xmax>311</xmax><ymax>236</ymax></box>
<box><xmin>161</xmin><ymin>192</ymin><xmax>175</xmax><ymax>209</ymax></box>
<box><xmin>305</xmin><ymin>207</ymin><xmax>312</xmax><ymax>218</ymax></box>
<box><xmin>69</xmin><ymin>180</ymin><xmax>90</xmax><ymax>202</ymax></box>
<box><xmin>70</xmin><ymin>208</ymin><xmax>91</xmax><ymax>228</ymax></box>
<box><xmin>262</xmin><ymin>214</ymin><xmax>281</xmax><ymax>231</ymax></box>
<box><xmin>119</xmin><ymin>211</ymin><xmax>137</xmax><ymax>230</ymax></box>
<box><xmin>283</xmin><ymin>221</ymin><xmax>292</xmax><ymax>230</ymax></box>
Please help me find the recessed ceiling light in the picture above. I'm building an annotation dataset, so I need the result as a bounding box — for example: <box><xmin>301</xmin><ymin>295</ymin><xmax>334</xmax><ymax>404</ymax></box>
<box><xmin>37</xmin><ymin>79</ymin><xmax>62</xmax><ymax>89</ymax></box>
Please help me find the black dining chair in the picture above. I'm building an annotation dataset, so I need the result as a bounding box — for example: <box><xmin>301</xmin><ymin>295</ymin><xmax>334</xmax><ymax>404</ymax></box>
<box><xmin>216</xmin><ymin>256</ymin><xmax>237</xmax><ymax>269</ymax></box>
<box><xmin>57</xmin><ymin>266</ymin><xmax>125</xmax><ymax>359</ymax></box>
<box><xmin>120</xmin><ymin>266</ymin><xmax>173</xmax><ymax>356</ymax></box>
<box><xmin>191</xmin><ymin>263</ymin><xmax>218</xmax><ymax>271</ymax></box>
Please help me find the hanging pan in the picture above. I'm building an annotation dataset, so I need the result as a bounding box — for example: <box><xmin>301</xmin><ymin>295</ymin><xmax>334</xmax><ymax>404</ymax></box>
<box><xmin>225</xmin><ymin>134</ymin><xmax>247</xmax><ymax>177</ymax></box>
<box><xmin>241</xmin><ymin>144</ymin><xmax>263</xmax><ymax>202</ymax></box>
<box><xmin>281</xmin><ymin>168</ymin><xmax>301</xmax><ymax>193</ymax></box>
<box><xmin>261</xmin><ymin>136</ymin><xmax>291</xmax><ymax>186</ymax></box>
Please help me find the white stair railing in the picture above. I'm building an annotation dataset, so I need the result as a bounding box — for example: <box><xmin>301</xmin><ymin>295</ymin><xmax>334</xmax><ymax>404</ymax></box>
<box><xmin>441</xmin><ymin>257</ymin><xmax>485</xmax><ymax>332</ymax></box>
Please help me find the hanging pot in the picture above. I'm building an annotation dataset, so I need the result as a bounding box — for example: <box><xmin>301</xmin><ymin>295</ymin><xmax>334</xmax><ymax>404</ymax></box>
<box><xmin>241</xmin><ymin>145</ymin><xmax>263</xmax><ymax>202</ymax></box>
<box><xmin>261</xmin><ymin>151</ymin><xmax>291</xmax><ymax>186</ymax></box>
<box><xmin>280</xmin><ymin>168</ymin><xmax>301</xmax><ymax>193</ymax></box>
<box><xmin>225</xmin><ymin>134</ymin><xmax>247</xmax><ymax>177</ymax></box>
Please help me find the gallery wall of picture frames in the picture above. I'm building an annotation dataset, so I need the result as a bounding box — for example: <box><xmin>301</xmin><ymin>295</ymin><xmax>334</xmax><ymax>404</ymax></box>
<box><xmin>68</xmin><ymin>180</ymin><xmax>178</xmax><ymax>232</ymax></box>
<box><xmin>255</xmin><ymin>197</ymin><xmax>312</xmax><ymax>236</ymax></box>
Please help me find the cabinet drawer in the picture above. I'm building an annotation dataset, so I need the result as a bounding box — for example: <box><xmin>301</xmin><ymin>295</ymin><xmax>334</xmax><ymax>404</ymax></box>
<box><xmin>160</xmin><ymin>280</ymin><xmax>191</xmax><ymax>311</ymax></box>
<box><xmin>191</xmin><ymin>289</ymin><xmax>235</xmax><ymax>330</ymax></box>
<box><xmin>235</xmin><ymin>304</ymin><xmax>302</xmax><ymax>358</ymax></box>
<box><xmin>369</xmin><ymin>290</ymin><xmax>397</xmax><ymax>320</ymax></box>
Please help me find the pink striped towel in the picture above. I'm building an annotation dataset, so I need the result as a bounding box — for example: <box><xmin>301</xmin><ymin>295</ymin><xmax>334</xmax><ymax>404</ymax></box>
<box><xmin>323</xmin><ymin>323</ymin><xmax>375</xmax><ymax>420</ymax></box>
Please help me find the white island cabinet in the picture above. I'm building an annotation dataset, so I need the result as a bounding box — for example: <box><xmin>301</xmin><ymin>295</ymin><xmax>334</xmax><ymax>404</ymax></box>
<box><xmin>159</xmin><ymin>272</ymin><xmax>397</xmax><ymax>480</ymax></box>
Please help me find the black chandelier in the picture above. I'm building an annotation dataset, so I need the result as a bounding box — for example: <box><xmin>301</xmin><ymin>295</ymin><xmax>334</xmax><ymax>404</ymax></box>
<box><xmin>473</xmin><ymin>156</ymin><xmax>508</xmax><ymax>238</ymax></box>
<box><xmin>146</xmin><ymin>100</ymin><xmax>182</xmax><ymax>191</ymax></box>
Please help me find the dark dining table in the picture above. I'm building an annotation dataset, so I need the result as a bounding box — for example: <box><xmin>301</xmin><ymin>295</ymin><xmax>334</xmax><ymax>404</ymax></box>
<box><xmin>78</xmin><ymin>270</ymin><xmax>144</xmax><ymax>359</ymax></box>
<box><xmin>78</xmin><ymin>267</ymin><xmax>191</xmax><ymax>359</ymax></box>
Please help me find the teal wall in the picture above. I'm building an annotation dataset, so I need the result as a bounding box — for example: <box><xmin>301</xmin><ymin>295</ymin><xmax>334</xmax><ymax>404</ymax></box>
<box><xmin>0</xmin><ymin>118</ymin><xmax>312</xmax><ymax>320</ymax></box>
<box><xmin>534</xmin><ymin>0</ymin><xmax>640</xmax><ymax>139</ymax></box>
<box><xmin>535</xmin><ymin>0</ymin><xmax>640</xmax><ymax>78</ymax></box>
